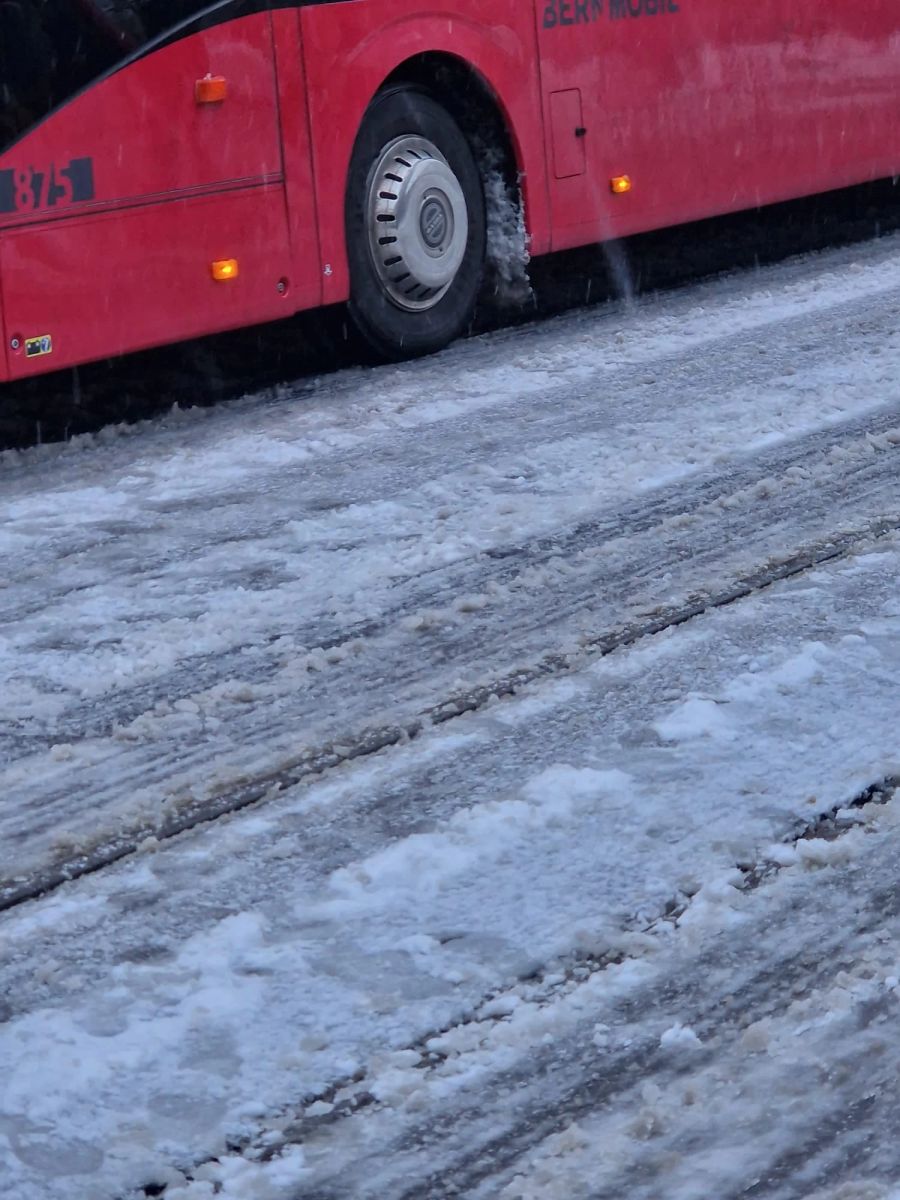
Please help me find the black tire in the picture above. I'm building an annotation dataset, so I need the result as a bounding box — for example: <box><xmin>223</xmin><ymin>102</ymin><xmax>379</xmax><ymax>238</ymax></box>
<box><xmin>345</xmin><ymin>88</ymin><xmax>486</xmax><ymax>360</ymax></box>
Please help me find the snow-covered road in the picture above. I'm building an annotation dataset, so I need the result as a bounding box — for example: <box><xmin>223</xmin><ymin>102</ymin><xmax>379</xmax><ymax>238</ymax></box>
<box><xmin>4</xmin><ymin>236</ymin><xmax>900</xmax><ymax>900</ymax></box>
<box><xmin>3</xmin><ymin>233</ymin><xmax>900</xmax><ymax>1198</ymax></box>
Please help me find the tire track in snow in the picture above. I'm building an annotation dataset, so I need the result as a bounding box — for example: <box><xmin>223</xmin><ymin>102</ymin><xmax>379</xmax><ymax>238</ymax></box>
<box><xmin>6</xmin><ymin>418</ymin><xmax>900</xmax><ymax>894</ymax></box>
<box><xmin>4</xmin><ymin>246</ymin><xmax>900</xmax><ymax>898</ymax></box>
<box><xmin>7</xmin><ymin>526</ymin><xmax>900</xmax><ymax>1200</ymax></box>
<box><xmin>3</xmin><ymin>509</ymin><xmax>900</xmax><ymax>913</ymax></box>
<box><xmin>305</xmin><ymin>813</ymin><xmax>900</xmax><ymax>1200</ymax></box>
<box><xmin>2</xmin><ymin>265</ymin><xmax>899</xmax><ymax>629</ymax></box>
<box><xmin>140</xmin><ymin>784</ymin><xmax>900</xmax><ymax>1199</ymax></box>
<box><xmin>5</xmin><ymin>389</ymin><xmax>900</xmax><ymax>754</ymax></box>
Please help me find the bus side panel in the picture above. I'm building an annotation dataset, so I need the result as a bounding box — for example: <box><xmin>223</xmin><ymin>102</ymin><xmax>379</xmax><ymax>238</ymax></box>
<box><xmin>0</xmin><ymin>270</ymin><xmax>8</xmax><ymax>383</ymax></box>
<box><xmin>536</xmin><ymin>1</ymin><xmax>900</xmax><ymax>251</ymax></box>
<box><xmin>300</xmin><ymin>0</ymin><xmax>551</xmax><ymax>307</ymax></box>
<box><xmin>760</xmin><ymin>4</ymin><xmax>900</xmax><ymax>199</ymax></box>
<box><xmin>1</xmin><ymin>188</ymin><xmax>291</xmax><ymax>378</ymax></box>
<box><xmin>0</xmin><ymin>15</ymin><xmax>283</xmax><ymax>225</ymax></box>
<box><xmin>271</xmin><ymin>9</ymin><xmax>323</xmax><ymax>313</ymax></box>
<box><xmin>0</xmin><ymin>18</ymin><xmax>298</xmax><ymax>375</ymax></box>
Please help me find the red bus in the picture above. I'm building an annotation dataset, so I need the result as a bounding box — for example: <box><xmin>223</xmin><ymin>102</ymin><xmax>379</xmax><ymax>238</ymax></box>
<box><xmin>0</xmin><ymin>0</ymin><xmax>897</xmax><ymax>381</ymax></box>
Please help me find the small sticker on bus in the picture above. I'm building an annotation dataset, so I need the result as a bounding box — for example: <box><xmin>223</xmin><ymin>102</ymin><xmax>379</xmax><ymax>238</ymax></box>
<box><xmin>25</xmin><ymin>335</ymin><xmax>53</xmax><ymax>358</ymax></box>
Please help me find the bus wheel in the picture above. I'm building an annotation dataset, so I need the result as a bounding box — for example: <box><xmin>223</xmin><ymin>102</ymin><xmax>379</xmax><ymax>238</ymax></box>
<box><xmin>346</xmin><ymin>89</ymin><xmax>486</xmax><ymax>360</ymax></box>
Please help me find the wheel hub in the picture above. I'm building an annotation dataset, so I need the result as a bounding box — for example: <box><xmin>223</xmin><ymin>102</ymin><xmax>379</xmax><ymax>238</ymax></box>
<box><xmin>419</xmin><ymin>197</ymin><xmax>449</xmax><ymax>248</ymax></box>
<box><xmin>366</xmin><ymin>135</ymin><xmax>469</xmax><ymax>312</ymax></box>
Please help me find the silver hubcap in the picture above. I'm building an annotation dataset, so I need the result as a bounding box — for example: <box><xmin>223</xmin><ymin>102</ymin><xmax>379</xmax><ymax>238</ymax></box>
<box><xmin>366</xmin><ymin>135</ymin><xmax>469</xmax><ymax>312</ymax></box>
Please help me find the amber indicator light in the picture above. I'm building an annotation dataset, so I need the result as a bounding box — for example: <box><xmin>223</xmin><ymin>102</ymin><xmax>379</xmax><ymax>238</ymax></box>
<box><xmin>211</xmin><ymin>259</ymin><xmax>239</xmax><ymax>281</ymax></box>
<box><xmin>195</xmin><ymin>75</ymin><xmax>227</xmax><ymax>104</ymax></box>
<box><xmin>610</xmin><ymin>174</ymin><xmax>633</xmax><ymax>195</ymax></box>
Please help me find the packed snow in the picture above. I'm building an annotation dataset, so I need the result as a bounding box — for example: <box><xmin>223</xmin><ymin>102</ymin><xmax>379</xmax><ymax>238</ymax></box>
<box><xmin>3</xmin><ymin>233</ymin><xmax>900</xmax><ymax>1197</ymax></box>
<box><xmin>3</xmin><ymin>234</ymin><xmax>900</xmax><ymax>893</ymax></box>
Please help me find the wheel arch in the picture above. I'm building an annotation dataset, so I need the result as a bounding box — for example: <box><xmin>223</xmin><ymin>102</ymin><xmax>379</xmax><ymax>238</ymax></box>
<box><xmin>299</xmin><ymin>6</ymin><xmax>550</xmax><ymax>305</ymax></box>
<box><xmin>379</xmin><ymin>51</ymin><xmax>523</xmax><ymax>200</ymax></box>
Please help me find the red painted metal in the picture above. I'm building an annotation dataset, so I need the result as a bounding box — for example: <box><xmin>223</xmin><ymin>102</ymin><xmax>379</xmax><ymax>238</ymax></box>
<box><xmin>1</xmin><ymin>187</ymin><xmax>292</xmax><ymax>376</ymax></box>
<box><xmin>1</xmin><ymin>16</ymin><xmax>283</xmax><ymax>224</ymax></box>
<box><xmin>0</xmin><ymin>1</ymin><xmax>898</xmax><ymax>383</ymax></box>
<box><xmin>535</xmin><ymin>0</ymin><xmax>900</xmax><ymax>249</ymax></box>
<box><xmin>271</xmin><ymin>8</ymin><xmax>323</xmax><ymax>315</ymax></box>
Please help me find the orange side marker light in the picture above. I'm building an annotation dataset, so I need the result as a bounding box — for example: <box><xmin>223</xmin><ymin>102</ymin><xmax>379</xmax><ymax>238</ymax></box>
<box><xmin>610</xmin><ymin>174</ymin><xmax>633</xmax><ymax>195</ymax></box>
<box><xmin>211</xmin><ymin>258</ymin><xmax>239</xmax><ymax>281</ymax></box>
<box><xmin>196</xmin><ymin>74</ymin><xmax>227</xmax><ymax>104</ymax></box>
